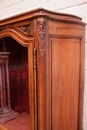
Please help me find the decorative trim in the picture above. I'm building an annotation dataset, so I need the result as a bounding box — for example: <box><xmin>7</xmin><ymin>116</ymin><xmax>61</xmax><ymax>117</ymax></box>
<box><xmin>37</xmin><ymin>18</ymin><xmax>46</xmax><ymax>57</ymax></box>
<box><xmin>0</xmin><ymin>27</ymin><xmax>34</xmax><ymax>47</ymax></box>
<box><xmin>18</xmin><ymin>21</ymin><xmax>34</xmax><ymax>36</ymax></box>
<box><xmin>39</xmin><ymin>44</ymin><xmax>45</xmax><ymax>57</ymax></box>
<box><xmin>19</xmin><ymin>25</ymin><xmax>31</xmax><ymax>35</ymax></box>
<box><xmin>37</xmin><ymin>21</ymin><xmax>46</xmax><ymax>44</ymax></box>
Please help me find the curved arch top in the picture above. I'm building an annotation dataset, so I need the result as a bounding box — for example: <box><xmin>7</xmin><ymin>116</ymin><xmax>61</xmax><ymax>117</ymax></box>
<box><xmin>0</xmin><ymin>27</ymin><xmax>34</xmax><ymax>47</ymax></box>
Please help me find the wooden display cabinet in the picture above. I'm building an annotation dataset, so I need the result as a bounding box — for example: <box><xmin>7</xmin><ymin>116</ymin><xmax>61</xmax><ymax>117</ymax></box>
<box><xmin>0</xmin><ymin>8</ymin><xmax>86</xmax><ymax>130</ymax></box>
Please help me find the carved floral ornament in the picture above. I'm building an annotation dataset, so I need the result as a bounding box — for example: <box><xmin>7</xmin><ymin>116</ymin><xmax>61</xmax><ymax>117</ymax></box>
<box><xmin>37</xmin><ymin>21</ymin><xmax>46</xmax><ymax>44</ymax></box>
<box><xmin>37</xmin><ymin>18</ymin><xmax>46</xmax><ymax>57</ymax></box>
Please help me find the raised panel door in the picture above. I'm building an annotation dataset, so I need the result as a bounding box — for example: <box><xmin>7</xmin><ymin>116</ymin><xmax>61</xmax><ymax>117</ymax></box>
<box><xmin>50</xmin><ymin>38</ymin><xmax>81</xmax><ymax>130</ymax></box>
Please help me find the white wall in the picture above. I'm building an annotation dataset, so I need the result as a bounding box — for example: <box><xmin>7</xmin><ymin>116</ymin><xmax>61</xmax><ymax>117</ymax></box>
<box><xmin>0</xmin><ymin>0</ymin><xmax>87</xmax><ymax>129</ymax></box>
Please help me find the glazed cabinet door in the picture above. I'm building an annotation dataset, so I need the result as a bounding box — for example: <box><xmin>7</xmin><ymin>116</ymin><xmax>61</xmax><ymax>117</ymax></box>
<box><xmin>47</xmin><ymin>37</ymin><xmax>81</xmax><ymax>130</ymax></box>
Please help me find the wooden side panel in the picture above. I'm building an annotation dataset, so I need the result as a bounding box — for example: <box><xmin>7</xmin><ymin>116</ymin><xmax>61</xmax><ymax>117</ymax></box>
<box><xmin>51</xmin><ymin>38</ymin><xmax>80</xmax><ymax>130</ymax></box>
<box><xmin>49</xmin><ymin>20</ymin><xmax>84</xmax><ymax>37</ymax></box>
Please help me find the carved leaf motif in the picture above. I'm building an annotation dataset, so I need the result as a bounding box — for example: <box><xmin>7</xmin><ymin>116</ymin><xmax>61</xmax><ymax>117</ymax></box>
<box><xmin>37</xmin><ymin>22</ymin><xmax>46</xmax><ymax>44</ymax></box>
<box><xmin>37</xmin><ymin>20</ymin><xmax>46</xmax><ymax>57</ymax></box>
<box><xmin>20</xmin><ymin>26</ymin><xmax>31</xmax><ymax>35</ymax></box>
<box><xmin>39</xmin><ymin>44</ymin><xmax>45</xmax><ymax>57</ymax></box>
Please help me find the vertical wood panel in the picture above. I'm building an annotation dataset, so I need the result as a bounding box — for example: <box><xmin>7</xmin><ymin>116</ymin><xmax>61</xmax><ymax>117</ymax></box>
<box><xmin>28</xmin><ymin>42</ymin><xmax>35</xmax><ymax>130</ymax></box>
<box><xmin>51</xmin><ymin>38</ymin><xmax>80</xmax><ymax>130</ymax></box>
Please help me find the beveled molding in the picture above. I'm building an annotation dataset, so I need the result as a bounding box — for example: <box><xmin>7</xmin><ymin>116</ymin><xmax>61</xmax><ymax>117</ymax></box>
<box><xmin>0</xmin><ymin>8</ymin><xmax>85</xmax><ymax>27</ymax></box>
<box><xmin>37</xmin><ymin>18</ymin><xmax>46</xmax><ymax>57</ymax></box>
<box><xmin>0</xmin><ymin>27</ymin><xmax>34</xmax><ymax>47</ymax></box>
<box><xmin>0</xmin><ymin>21</ymin><xmax>34</xmax><ymax>37</ymax></box>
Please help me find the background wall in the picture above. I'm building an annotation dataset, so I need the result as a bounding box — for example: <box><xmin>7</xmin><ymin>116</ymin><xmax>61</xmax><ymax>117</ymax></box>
<box><xmin>0</xmin><ymin>0</ymin><xmax>87</xmax><ymax>129</ymax></box>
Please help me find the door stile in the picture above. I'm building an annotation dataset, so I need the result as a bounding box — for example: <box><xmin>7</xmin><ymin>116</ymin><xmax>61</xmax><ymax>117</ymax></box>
<box><xmin>28</xmin><ymin>43</ymin><xmax>34</xmax><ymax>130</ymax></box>
<box><xmin>28</xmin><ymin>42</ymin><xmax>38</xmax><ymax>130</ymax></box>
<box><xmin>33</xmin><ymin>48</ymin><xmax>37</xmax><ymax>130</ymax></box>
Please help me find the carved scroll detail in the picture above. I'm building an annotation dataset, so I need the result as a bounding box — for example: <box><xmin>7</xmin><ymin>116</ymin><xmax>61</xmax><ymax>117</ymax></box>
<box><xmin>37</xmin><ymin>18</ymin><xmax>46</xmax><ymax>57</ymax></box>
<box><xmin>18</xmin><ymin>21</ymin><xmax>34</xmax><ymax>36</ymax></box>
<box><xmin>20</xmin><ymin>25</ymin><xmax>31</xmax><ymax>35</ymax></box>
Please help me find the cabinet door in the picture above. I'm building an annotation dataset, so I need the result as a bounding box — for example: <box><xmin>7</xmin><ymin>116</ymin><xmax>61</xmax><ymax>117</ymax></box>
<box><xmin>48</xmin><ymin>38</ymin><xmax>81</xmax><ymax>130</ymax></box>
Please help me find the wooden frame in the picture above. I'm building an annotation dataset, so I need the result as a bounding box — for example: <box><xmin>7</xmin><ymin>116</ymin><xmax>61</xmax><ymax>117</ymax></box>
<box><xmin>0</xmin><ymin>27</ymin><xmax>35</xmax><ymax>130</ymax></box>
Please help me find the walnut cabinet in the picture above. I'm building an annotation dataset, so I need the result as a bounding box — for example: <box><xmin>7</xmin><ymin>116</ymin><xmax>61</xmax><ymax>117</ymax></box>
<box><xmin>0</xmin><ymin>8</ymin><xmax>85</xmax><ymax>130</ymax></box>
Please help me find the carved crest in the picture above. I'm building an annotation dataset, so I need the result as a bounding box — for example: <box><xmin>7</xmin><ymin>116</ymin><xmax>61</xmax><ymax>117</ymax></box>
<box><xmin>37</xmin><ymin>18</ymin><xmax>46</xmax><ymax>57</ymax></box>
